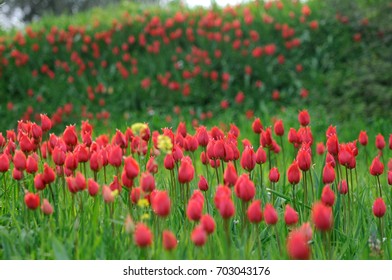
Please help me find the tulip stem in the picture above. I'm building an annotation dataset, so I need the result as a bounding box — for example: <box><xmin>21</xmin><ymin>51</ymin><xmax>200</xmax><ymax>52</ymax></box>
<box><xmin>308</xmin><ymin>169</ymin><xmax>314</xmax><ymax>202</ymax></box>
<box><xmin>256</xmin><ymin>225</ymin><xmax>262</xmax><ymax>259</ymax></box>
<box><xmin>279</xmin><ymin>136</ymin><xmax>286</xmax><ymax>178</ymax></box>
<box><xmin>214</xmin><ymin>160</ymin><xmax>220</xmax><ymax>185</ymax></box>
<box><xmin>376</xmin><ymin>175</ymin><xmax>382</xmax><ymax>198</ymax></box>
<box><xmin>221</xmin><ymin>162</ymin><xmax>225</xmax><ymax>183</ymax></box>
<box><xmin>186</xmin><ymin>182</ymin><xmax>190</xmax><ymax>201</ymax></box>
<box><xmin>292</xmin><ymin>184</ymin><xmax>296</xmax><ymax>212</ymax></box>
<box><xmin>224</xmin><ymin>219</ymin><xmax>231</xmax><ymax>259</ymax></box>
<box><xmin>378</xmin><ymin>217</ymin><xmax>384</xmax><ymax>241</ymax></box>
<box><xmin>303</xmin><ymin>171</ymin><xmax>307</xmax><ymax>212</ymax></box>
<box><xmin>345</xmin><ymin>167</ymin><xmax>351</xmax><ymax>230</ymax></box>
<box><xmin>2</xmin><ymin>173</ymin><xmax>7</xmax><ymax>204</ymax></box>
<box><xmin>273</xmin><ymin>225</ymin><xmax>282</xmax><ymax>255</ymax></box>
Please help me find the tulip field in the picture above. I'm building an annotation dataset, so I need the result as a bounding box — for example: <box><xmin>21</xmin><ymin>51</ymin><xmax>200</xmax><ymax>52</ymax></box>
<box><xmin>0</xmin><ymin>0</ymin><xmax>392</xmax><ymax>260</ymax></box>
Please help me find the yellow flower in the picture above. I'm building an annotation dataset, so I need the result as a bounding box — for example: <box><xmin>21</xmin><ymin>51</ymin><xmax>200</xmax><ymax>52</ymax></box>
<box><xmin>131</xmin><ymin>122</ymin><xmax>148</xmax><ymax>136</ymax></box>
<box><xmin>141</xmin><ymin>213</ymin><xmax>150</xmax><ymax>221</ymax></box>
<box><xmin>157</xmin><ymin>135</ymin><xmax>173</xmax><ymax>154</ymax></box>
<box><xmin>137</xmin><ymin>198</ymin><xmax>149</xmax><ymax>208</ymax></box>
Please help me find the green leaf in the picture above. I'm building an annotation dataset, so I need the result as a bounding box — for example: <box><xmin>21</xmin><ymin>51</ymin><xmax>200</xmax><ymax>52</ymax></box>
<box><xmin>51</xmin><ymin>237</ymin><xmax>69</xmax><ymax>260</ymax></box>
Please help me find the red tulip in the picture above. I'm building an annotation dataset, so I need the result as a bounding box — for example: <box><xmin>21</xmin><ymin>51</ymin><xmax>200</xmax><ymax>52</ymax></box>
<box><xmin>218</xmin><ymin>197</ymin><xmax>235</xmax><ymax>219</ymax></box>
<box><xmin>255</xmin><ymin>147</ymin><xmax>266</xmax><ymax>164</ymax></box>
<box><xmin>312</xmin><ymin>202</ymin><xmax>333</xmax><ymax>231</ymax></box>
<box><xmin>172</xmin><ymin>145</ymin><xmax>184</xmax><ymax>162</ymax></box>
<box><xmin>287</xmin><ymin>161</ymin><xmax>301</xmax><ymax>185</ymax></box>
<box><xmin>224</xmin><ymin>162</ymin><xmax>238</xmax><ymax>187</ymax></box>
<box><xmin>260</xmin><ymin>128</ymin><xmax>272</xmax><ymax>148</ymax></box>
<box><xmin>0</xmin><ymin>153</ymin><xmax>10</xmax><ymax>172</ymax></box>
<box><xmin>298</xmin><ymin>110</ymin><xmax>310</xmax><ymax>126</ymax></box>
<box><xmin>247</xmin><ymin>200</ymin><xmax>263</xmax><ymax>223</ymax></box>
<box><xmin>284</xmin><ymin>204</ymin><xmax>298</xmax><ymax>226</ymax></box>
<box><xmin>162</xmin><ymin>230</ymin><xmax>177</xmax><ymax>251</ymax></box>
<box><xmin>316</xmin><ymin>142</ymin><xmax>325</xmax><ymax>155</ymax></box>
<box><xmin>264</xmin><ymin>203</ymin><xmax>278</xmax><ymax>225</ymax></box>
<box><xmin>389</xmin><ymin>134</ymin><xmax>392</xmax><ymax>150</ymax></box>
<box><xmin>42</xmin><ymin>163</ymin><xmax>55</xmax><ymax>184</ymax></box>
<box><xmin>252</xmin><ymin>118</ymin><xmax>263</xmax><ymax>134</ymax></box>
<box><xmin>124</xmin><ymin>156</ymin><xmax>139</xmax><ymax>179</ymax></box>
<box><xmin>41</xmin><ymin>199</ymin><xmax>53</xmax><ymax>215</ymax></box>
<box><xmin>152</xmin><ymin>191</ymin><xmax>171</xmax><ymax>217</ymax></box>
<box><xmin>63</xmin><ymin>125</ymin><xmax>78</xmax><ymax>147</ymax></box>
<box><xmin>376</xmin><ymin>134</ymin><xmax>385</xmax><ymax>150</ymax></box>
<box><xmin>213</xmin><ymin>139</ymin><xmax>225</xmax><ymax>159</ymax></box>
<box><xmin>388</xmin><ymin>171</ymin><xmax>392</xmax><ymax>185</ymax></box>
<box><xmin>0</xmin><ymin>133</ymin><xmax>5</xmax><ymax>148</ymax></box>
<box><xmin>40</xmin><ymin>114</ymin><xmax>52</xmax><ymax>132</ymax></box>
<box><xmin>326</xmin><ymin>153</ymin><xmax>336</xmax><ymax>168</ymax></box>
<box><xmin>65</xmin><ymin>152</ymin><xmax>78</xmax><ymax>171</ymax></box>
<box><xmin>321</xmin><ymin>185</ymin><xmax>335</xmax><ymax>206</ymax></box>
<box><xmin>134</xmin><ymin>223</ymin><xmax>153</xmax><ymax>247</ymax></box>
<box><xmin>326</xmin><ymin>135</ymin><xmax>339</xmax><ymax>156</ymax></box>
<box><xmin>288</xmin><ymin>128</ymin><xmax>298</xmax><ymax>144</ymax></box>
<box><xmin>26</xmin><ymin>155</ymin><xmax>38</xmax><ymax>174</ymax></box>
<box><xmin>178</xmin><ymin>156</ymin><xmax>194</xmax><ymax>184</ymax></box>
<box><xmin>75</xmin><ymin>144</ymin><xmax>89</xmax><ymax>163</ymax></box>
<box><xmin>286</xmin><ymin>229</ymin><xmax>310</xmax><ymax>260</ymax></box>
<box><xmin>108</xmin><ymin>145</ymin><xmax>123</xmax><ymax>167</ymax></box>
<box><xmin>12</xmin><ymin>168</ymin><xmax>23</xmax><ymax>180</ymax></box>
<box><xmin>338</xmin><ymin>144</ymin><xmax>354</xmax><ymax>167</ymax></box>
<box><xmin>297</xmin><ymin>148</ymin><xmax>311</xmax><ymax>172</ymax></box>
<box><xmin>338</xmin><ymin>180</ymin><xmax>348</xmax><ymax>195</ymax></box>
<box><xmin>90</xmin><ymin>151</ymin><xmax>103</xmax><ymax>172</ymax></box>
<box><xmin>322</xmin><ymin>163</ymin><xmax>335</xmax><ymax>184</ymax></box>
<box><xmin>163</xmin><ymin>154</ymin><xmax>175</xmax><ymax>170</ymax></box>
<box><xmin>274</xmin><ymin>120</ymin><xmax>284</xmax><ymax>136</ymax></box>
<box><xmin>196</xmin><ymin>126</ymin><xmax>209</xmax><ymax>147</ymax></box>
<box><xmin>74</xmin><ymin>172</ymin><xmax>86</xmax><ymax>191</ymax></box>
<box><xmin>130</xmin><ymin>187</ymin><xmax>141</xmax><ymax>204</ymax></box>
<box><xmin>191</xmin><ymin>226</ymin><xmax>207</xmax><ymax>246</ymax></box>
<box><xmin>121</xmin><ymin>170</ymin><xmax>133</xmax><ymax>188</ymax></box>
<box><xmin>373</xmin><ymin>197</ymin><xmax>386</xmax><ymax>218</ymax></box>
<box><xmin>88</xmin><ymin>178</ymin><xmax>99</xmax><ymax>196</ymax></box>
<box><xmin>186</xmin><ymin>199</ymin><xmax>203</xmax><ymax>221</ymax></box>
<box><xmin>52</xmin><ymin>146</ymin><xmax>66</xmax><ymax>166</ymax></box>
<box><xmin>370</xmin><ymin>156</ymin><xmax>384</xmax><ymax>176</ymax></box>
<box><xmin>358</xmin><ymin>131</ymin><xmax>368</xmax><ymax>146</ymax></box>
<box><xmin>109</xmin><ymin>175</ymin><xmax>122</xmax><ymax>193</ymax></box>
<box><xmin>34</xmin><ymin>173</ymin><xmax>45</xmax><ymax>190</ymax></box>
<box><xmin>31</xmin><ymin>123</ymin><xmax>42</xmax><ymax>140</ymax></box>
<box><xmin>240</xmin><ymin>147</ymin><xmax>256</xmax><ymax>172</ymax></box>
<box><xmin>269</xmin><ymin>167</ymin><xmax>280</xmax><ymax>183</ymax></box>
<box><xmin>198</xmin><ymin>175</ymin><xmax>209</xmax><ymax>191</ymax></box>
<box><xmin>140</xmin><ymin>172</ymin><xmax>155</xmax><ymax>193</ymax></box>
<box><xmin>234</xmin><ymin>174</ymin><xmax>256</xmax><ymax>202</ymax></box>
<box><xmin>146</xmin><ymin>157</ymin><xmax>158</xmax><ymax>174</ymax></box>
<box><xmin>24</xmin><ymin>192</ymin><xmax>40</xmax><ymax>210</ymax></box>
<box><xmin>214</xmin><ymin>185</ymin><xmax>231</xmax><ymax>209</ymax></box>
<box><xmin>13</xmin><ymin>150</ymin><xmax>26</xmax><ymax>171</ymax></box>
<box><xmin>201</xmin><ymin>214</ymin><xmax>216</xmax><ymax>234</ymax></box>
<box><xmin>176</xmin><ymin>122</ymin><xmax>187</xmax><ymax>138</ymax></box>
<box><xmin>102</xmin><ymin>186</ymin><xmax>115</xmax><ymax>203</ymax></box>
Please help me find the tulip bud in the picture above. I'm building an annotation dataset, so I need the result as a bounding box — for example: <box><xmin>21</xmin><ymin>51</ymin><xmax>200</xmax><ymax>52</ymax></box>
<box><xmin>247</xmin><ymin>200</ymin><xmax>263</xmax><ymax>223</ymax></box>
<box><xmin>312</xmin><ymin>202</ymin><xmax>333</xmax><ymax>231</ymax></box>
<box><xmin>134</xmin><ymin>223</ymin><xmax>153</xmax><ymax>247</ymax></box>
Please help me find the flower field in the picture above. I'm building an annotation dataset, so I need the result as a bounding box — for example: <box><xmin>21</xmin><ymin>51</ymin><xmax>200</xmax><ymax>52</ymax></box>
<box><xmin>0</xmin><ymin>111</ymin><xmax>392</xmax><ymax>260</ymax></box>
<box><xmin>0</xmin><ymin>0</ymin><xmax>391</xmax><ymax>260</ymax></box>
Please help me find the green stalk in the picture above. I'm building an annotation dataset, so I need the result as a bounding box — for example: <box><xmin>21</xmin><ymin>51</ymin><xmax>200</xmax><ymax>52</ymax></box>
<box><xmin>224</xmin><ymin>219</ymin><xmax>231</xmax><ymax>259</ymax></box>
